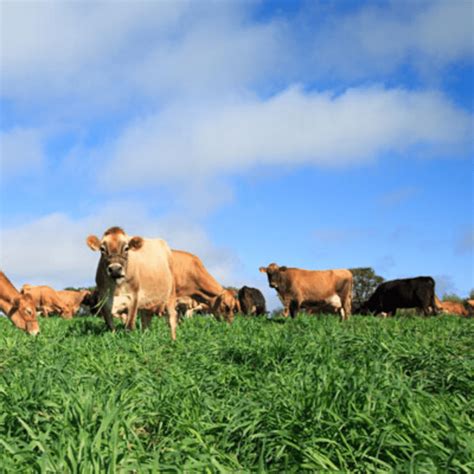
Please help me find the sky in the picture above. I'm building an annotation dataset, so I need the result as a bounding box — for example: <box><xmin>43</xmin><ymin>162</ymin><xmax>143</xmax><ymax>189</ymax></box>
<box><xmin>1</xmin><ymin>0</ymin><xmax>473</xmax><ymax>309</ymax></box>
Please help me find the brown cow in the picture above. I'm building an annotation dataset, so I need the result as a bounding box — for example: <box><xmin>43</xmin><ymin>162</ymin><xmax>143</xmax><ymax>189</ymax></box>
<box><xmin>172</xmin><ymin>250</ymin><xmax>239</xmax><ymax>323</ymax></box>
<box><xmin>436</xmin><ymin>298</ymin><xmax>469</xmax><ymax>317</ymax></box>
<box><xmin>86</xmin><ymin>227</ymin><xmax>178</xmax><ymax>339</ymax></box>
<box><xmin>0</xmin><ymin>271</ymin><xmax>39</xmax><ymax>335</ymax></box>
<box><xmin>57</xmin><ymin>289</ymin><xmax>92</xmax><ymax>319</ymax></box>
<box><xmin>21</xmin><ymin>284</ymin><xmax>70</xmax><ymax>318</ymax></box>
<box><xmin>259</xmin><ymin>263</ymin><xmax>353</xmax><ymax>320</ymax></box>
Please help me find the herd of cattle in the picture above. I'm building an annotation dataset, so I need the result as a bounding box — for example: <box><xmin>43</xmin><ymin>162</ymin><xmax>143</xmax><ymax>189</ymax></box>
<box><xmin>1</xmin><ymin>227</ymin><xmax>472</xmax><ymax>337</ymax></box>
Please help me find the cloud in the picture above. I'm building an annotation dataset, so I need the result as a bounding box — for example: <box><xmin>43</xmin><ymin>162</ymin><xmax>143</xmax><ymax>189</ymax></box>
<box><xmin>434</xmin><ymin>274</ymin><xmax>458</xmax><ymax>297</ymax></box>
<box><xmin>311</xmin><ymin>0</ymin><xmax>474</xmax><ymax>80</ymax></box>
<box><xmin>379</xmin><ymin>186</ymin><xmax>419</xmax><ymax>208</ymax></box>
<box><xmin>0</xmin><ymin>128</ymin><xmax>45</xmax><ymax>176</ymax></box>
<box><xmin>104</xmin><ymin>85</ymin><xmax>472</xmax><ymax>188</ymax></box>
<box><xmin>0</xmin><ymin>203</ymin><xmax>246</xmax><ymax>291</ymax></box>
<box><xmin>0</xmin><ymin>1</ymin><xmax>283</xmax><ymax>114</ymax></box>
<box><xmin>455</xmin><ymin>229</ymin><xmax>474</xmax><ymax>255</ymax></box>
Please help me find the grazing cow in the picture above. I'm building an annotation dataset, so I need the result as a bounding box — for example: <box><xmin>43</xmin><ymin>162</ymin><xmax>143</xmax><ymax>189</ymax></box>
<box><xmin>57</xmin><ymin>289</ymin><xmax>92</xmax><ymax>319</ymax></box>
<box><xmin>259</xmin><ymin>263</ymin><xmax>352</xmax><ymax>320</ymax></box>
<box><xmin>86</xmin><ymin>226</ymin><xmax>178</xmax><ymax>339</ymax></box>
<box><xmin>0</xmin><ymin>271</ymin><xmax>39</xmax><ymax>335</ymax></box>
<box><xmin>436</xmin><ymin>299</ymin><xmax>469</xmax><ymax>317</ymax></box>
<box><xmin>21</xmin><ymin>284</ymin><xmax>70</xmax><ymax>318</ymax></box>
<box><xmin>172</xmin><ymin>250</ymin><xmax>239</xmax><ymax>323</ymax></box>
<box><xmin>238</xmin><ymin>286</ymin><xmax>267</xmax><ymax>316</ymax></box>
<box><xmin>359</xmin><ymin>277</ymin><xmax>437</xmax><ymax>317</ymax></box>
<box><xmin>176</xmin><ymin>296</ymin><xmax>209</xmax><ymax>320</ymax></box>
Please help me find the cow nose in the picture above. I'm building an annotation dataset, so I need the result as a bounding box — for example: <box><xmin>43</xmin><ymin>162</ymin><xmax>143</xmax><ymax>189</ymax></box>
<box><xmin>107</xmin><ymin>264</ymin><xmax>123</xmax><ymax>278</ymax></box>
<box><xmin>28</xmin><ymin>328</ymin><xmax>39</xmax><ymax>336</ymax></box>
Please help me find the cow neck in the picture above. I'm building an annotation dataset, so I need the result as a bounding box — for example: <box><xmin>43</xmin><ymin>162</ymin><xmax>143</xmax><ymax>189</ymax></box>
<box><xmin>0</xmin><ymin>273</ymin><xmax>20</xmax><ymax>310</ymax></box>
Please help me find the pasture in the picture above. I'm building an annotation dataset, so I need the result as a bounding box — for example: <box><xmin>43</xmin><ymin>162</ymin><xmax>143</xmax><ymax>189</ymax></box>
<box><xmin>0</xmin><ymin>314</ymin><xmax>473</xmax><ymax>472</ymax></box>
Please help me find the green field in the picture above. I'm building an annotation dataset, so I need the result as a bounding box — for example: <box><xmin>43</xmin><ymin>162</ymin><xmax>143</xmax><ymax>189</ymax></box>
<box><xmin>0</xmin><ymin>314</ymin><xmax>473</xmax><ymax>472</ymax></box>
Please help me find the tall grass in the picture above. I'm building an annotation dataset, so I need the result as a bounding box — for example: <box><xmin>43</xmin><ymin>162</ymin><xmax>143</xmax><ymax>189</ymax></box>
<box><xmin>0</xmin><ymin>315</ymin><xmax>472</xmax><ymax>472</ymax></box>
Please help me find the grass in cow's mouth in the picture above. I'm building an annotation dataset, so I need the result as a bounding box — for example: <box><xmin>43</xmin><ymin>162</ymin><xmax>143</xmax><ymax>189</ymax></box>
<box><xmin>0</xmin><ymin>314</ymin><xmax>472</xmax><ymax>472</ymax></box>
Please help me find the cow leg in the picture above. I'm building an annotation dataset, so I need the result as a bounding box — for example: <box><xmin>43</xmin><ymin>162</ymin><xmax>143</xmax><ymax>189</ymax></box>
<box><xmin>338</xmin><ymin>278</ymin><xmax>352</xmax><ymax>321</ymax></box>
<box><xmin>125</xmin><ymin>300</ymin><xmax>139</xmax><ymax>330</ymax></box>
<box><xmin>102</xmin><ymin>308</ymin><xmax>115</xmax><ymax>330</ymax></box>
<box><xmin>289</xmin><ymin>300</ymin><xmax>300</xmax><ymax>319</ymax></box>
<box><xmin>167</xmin><ymin>303</ymin><xmax>178</xmax><ymax>341</ymax></box>
<box><xmin>140</xmin><ymin>310</ymin><xmax>153</xmax><ymax>330</ymax></box>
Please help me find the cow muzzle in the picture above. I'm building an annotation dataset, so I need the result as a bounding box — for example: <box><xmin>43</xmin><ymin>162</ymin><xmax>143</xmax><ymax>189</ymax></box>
<box><xmin>27</xmin><ymin>322</ymin><xmax>40</xmax><ymax>336</ymax></box>
<box><xmin>107</xmin><ymin>263</ymin><xmax>125</xmax><ymax>280</ymax></box>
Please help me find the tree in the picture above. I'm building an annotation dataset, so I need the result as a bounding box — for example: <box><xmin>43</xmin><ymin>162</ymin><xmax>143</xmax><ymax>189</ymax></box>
<box><xmin>442</xmin><ymin>293</ymin><xmax>463</xmax><ymax>303</ymax></box>
<box><xmin>469</xmin><ymin>289</ymin><xmax>474</xmax><ymax>300</ymax></box>
<box><xmin>350</xmin><ymin>267</ymin><xmax>384</xmax><ymax>309</ymax></box>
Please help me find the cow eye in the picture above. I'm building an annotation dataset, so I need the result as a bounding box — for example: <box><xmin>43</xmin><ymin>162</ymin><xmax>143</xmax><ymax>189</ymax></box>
<box><xmin>123</xmin><ymin>245</ymin><xmax>129</xmax><ymax>252</ymax></box>
<box><xmin>100</xmin><ymin>245</ymin><xmax>106</xmax><ymax>253</ymax></box>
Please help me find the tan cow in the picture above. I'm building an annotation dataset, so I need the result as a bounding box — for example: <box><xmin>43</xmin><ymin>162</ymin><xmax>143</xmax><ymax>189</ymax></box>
<box><xmin>436</xmin><ymin>297</ymin><xmax>469</xmax><ymax>317</ymax></box>
<box><xmin>57</xmin><ymin>289</ymin><xmax>92</xmax><ymax>319</ymax></box>
<box><xmin>172</xmin><ymin>250</ymin><xmax>239</xmax><ymax>323</ymax></box>
<box><xmin>0</xmin><ymin>271</ymin><xmax>39</xmax><ymax>335</ymax></box>
<box><xmin>259</xmin><ymin>263</ymin><xmax>353</xmax><ymax>320</ymax></box>
<box><xmin>86</xmin><ymin>226</ymin><xmax>178</xmax><ymax>339</ymax></box>
<box><xmin>21</xmin><ymin>284</ymin><xmax>70</xmax><ymax>318</ymax></box>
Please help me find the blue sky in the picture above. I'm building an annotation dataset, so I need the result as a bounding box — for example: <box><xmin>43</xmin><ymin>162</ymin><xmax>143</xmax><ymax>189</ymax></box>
<box><xmin>1</xmin><ymin>0</ymin><xmax>473</xmax><ymax>307</ymax></box>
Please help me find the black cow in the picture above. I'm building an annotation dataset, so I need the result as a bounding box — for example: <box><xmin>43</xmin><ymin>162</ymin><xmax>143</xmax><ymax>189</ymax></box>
<box><xmin>358</xmin><ymin>277</ymin><xmax>437</xmax><ymax>316</ymax></box>
<box><xmin>238</xmin><ymin>286</ymin><xmax>267</xmax><ymax>316</ymax></box>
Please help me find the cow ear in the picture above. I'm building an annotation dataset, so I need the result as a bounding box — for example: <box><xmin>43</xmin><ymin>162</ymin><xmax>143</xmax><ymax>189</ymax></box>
<box><xmin>129</xmin><ymin>236</ymin><xmax>144</xmax><ymax>251</ymax></box>
<box><xmin>259</xmin><ymin>267</ymin><xmax>267</xmax><ymax>273</ymax></box>
<box><xmin>86</xmin><ymin>235</ymin><xmax>101</xmax><ymax>251</ymax></box>
<box><xmin>279</xmin><ymin>266</ymin><xmax>287</xmax><ymax>272</ymax></box>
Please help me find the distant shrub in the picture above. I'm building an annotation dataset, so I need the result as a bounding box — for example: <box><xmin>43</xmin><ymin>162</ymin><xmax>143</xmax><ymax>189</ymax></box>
<box><xmin>442</xmin><ymin>293</ymin><xmax>464</xmax><ymax>303</ymax></box>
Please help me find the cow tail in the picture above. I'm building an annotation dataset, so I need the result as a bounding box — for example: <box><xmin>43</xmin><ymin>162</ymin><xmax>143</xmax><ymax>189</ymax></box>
<box><xmin>347</xmin><ymin>276</ymin><xmax>353</xmax><ymax>316</ymax></box>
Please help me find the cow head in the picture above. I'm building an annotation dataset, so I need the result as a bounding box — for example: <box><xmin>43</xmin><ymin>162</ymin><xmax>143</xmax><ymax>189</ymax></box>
<box><xmin>86</xmin><ymin>227</ymin><xmax>144</xmax><ymax>284</ymax></box>
<box><xmin>259</xmin><ymin>263</ymin><xmax>287</xmax><ymax>290</ymax></box>
<box><xmin>213</xmin><ymin>290</ymin><xmax>239</xmax><ymax>324</ymax></box>
<box><xmin>9</xmin><ymin>293</ymin><xmax>40</xmax><ymax>335</ymax></box>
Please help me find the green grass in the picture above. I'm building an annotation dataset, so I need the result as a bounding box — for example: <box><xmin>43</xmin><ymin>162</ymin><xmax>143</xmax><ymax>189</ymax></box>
<box><xmin>0</xmin><ymin>314</ymin><xmax>473</xmax><ymax>472</ymax></box>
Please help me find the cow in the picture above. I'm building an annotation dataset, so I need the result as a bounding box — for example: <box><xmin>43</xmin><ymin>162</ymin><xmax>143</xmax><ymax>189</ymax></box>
<box><xmin>86</xmin><ymin>226</ymin><xmax>178</xmax><ymax>339</ymax></box>
<box><xmin>436</xmin><ymin>298</ymin><xmax>469</xmax><ymax>317</ymax></box>
<box><xmin>359</xmin><ymin>277</ymin><xmax>437</xmax><ymax>317</ymax></box>
<box><xmin>57</xmin><ymin>289</ymin><xmax>92</xmax><ymax>319</ymax></box>
<box><xmin>259</xmin><ymin>263</ymin><xmax>352</xmax><ymax>320</ymax></box>
<box><xmin>0</xmin><ymin>271</ymin><xmax>39</xmax><ymax>335</ymax></box>
<box><xmin>238</xmin><ymin>286</ymin><xmax>267</xmax><ymax>316</ymax></box>
<box><xmin>171</xmin><ymin>250</ymin><xmax>239</xmax><ymax>323</ymax></box>
<box><xmin>176</xmin><ymin>296</ymin><xmax>209</xmax><ymax>320</ymax></box>
<box><xmin>21</xmin><ymin>284</ymin><xmax>70</xmax><ymax>318</ymax></box>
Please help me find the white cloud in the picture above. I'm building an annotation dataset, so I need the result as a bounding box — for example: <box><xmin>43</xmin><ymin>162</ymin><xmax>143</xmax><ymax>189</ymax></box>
<box><xmin>312</xmin><ymin>0</ymin><xmax>474</xmax><ymax>80</ymax></box>
<box><xmin>0</xmin><ymin>128</ymin><xmax>45</xmax><ymax>175</ymax></box>
<box><xmin>455</xmin><ymin>229</ymin><xmax>474</xmax><ymax>255</ymax></box>
<box><xmin>379</xmin><ymin>186</ymin><xmax>420</xmax><ymax>208</ymax></box>
<box><xmin>0</xmin><ymin>1</ymin><xmax>282</xmax><ymax>111</ymax></box>
<box><xmin>434</xmin><ymin>274</ymin><xmax>458</xmax><ymax>297</ymax></box>
<box><xmin>0</xmin><ymin>203</ymin><xmax>248</xmax><ymax>291</ymax></box>
<box><xmin>105</xmin><ymin>85</ymin><xmax>472</xmax><ymax>187</ymax></box>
